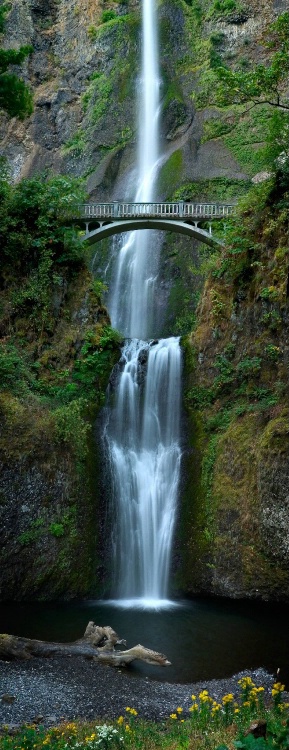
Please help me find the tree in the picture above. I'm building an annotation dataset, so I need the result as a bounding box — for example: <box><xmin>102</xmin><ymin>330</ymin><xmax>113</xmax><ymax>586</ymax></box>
<box><xmin>0</xmin><ymin>173</ymin><xmax>87</xmax><ymax>331</ymax></box>
<box><xmin>214</xmin><ymin>13</ymin><xmax>289</xmax><ymax>112</ymax></box>
<box><xmin>0</xmin><ymin>1</ymin><xmax>33</xmax><ymax>119</ymax></box>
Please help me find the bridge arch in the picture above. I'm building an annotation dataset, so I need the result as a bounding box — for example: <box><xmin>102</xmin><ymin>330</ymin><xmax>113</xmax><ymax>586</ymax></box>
<box><xmin>80</xmin><ymin>218</ymin><xmax>222</xmax><ymax>248</ymax></box>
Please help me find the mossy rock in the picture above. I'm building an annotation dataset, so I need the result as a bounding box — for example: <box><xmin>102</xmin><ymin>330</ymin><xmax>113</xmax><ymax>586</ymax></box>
<box><xmin>157</xmin><ymin>149</ymin><xmax>183</xmax><ymax>199</ymax></box>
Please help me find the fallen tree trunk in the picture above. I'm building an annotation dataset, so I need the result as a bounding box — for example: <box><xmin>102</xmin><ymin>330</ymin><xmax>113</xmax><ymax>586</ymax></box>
<box><xmin>0</xmin><ymin>621</ymin><xmax>171</xmax><ymax>668</ymax></box>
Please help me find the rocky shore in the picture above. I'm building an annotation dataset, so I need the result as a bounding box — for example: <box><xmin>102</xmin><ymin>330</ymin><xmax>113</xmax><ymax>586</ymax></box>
<box><xmin>0</xmin><ymin>657</ymin><xmax>278</xmax><ymax>729</ymax></box>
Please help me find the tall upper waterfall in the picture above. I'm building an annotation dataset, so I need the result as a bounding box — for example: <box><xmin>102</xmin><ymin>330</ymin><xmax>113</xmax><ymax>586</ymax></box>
<box><xmin>109</xmin><ymin>0</ymin><xmax>161</xmax><ymax>340</ymax></box>
<box><xmin>103</xmin><ymin>0</ymin><xmax>182</xmax><ymax>606</ymax></box>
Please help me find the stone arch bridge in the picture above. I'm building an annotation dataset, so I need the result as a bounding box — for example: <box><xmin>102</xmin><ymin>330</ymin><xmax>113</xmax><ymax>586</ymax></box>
<box><xmin>71</xmin><ymin>202</ymin><xmax>235</xmax><ymax>248</ymax></box>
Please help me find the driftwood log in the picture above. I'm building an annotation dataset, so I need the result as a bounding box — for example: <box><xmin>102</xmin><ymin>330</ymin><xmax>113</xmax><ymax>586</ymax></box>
<box><xmin>0</xmin><ymin>621</ymin><xmax>171</xmax><ymax>668</ymax></box>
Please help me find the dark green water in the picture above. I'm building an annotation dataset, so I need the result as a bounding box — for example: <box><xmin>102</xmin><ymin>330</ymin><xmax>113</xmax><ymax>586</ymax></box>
<box><xmin>1</xmin><ymin>597</ymin><xmax>288</xmax><ymax>685</ymax></box>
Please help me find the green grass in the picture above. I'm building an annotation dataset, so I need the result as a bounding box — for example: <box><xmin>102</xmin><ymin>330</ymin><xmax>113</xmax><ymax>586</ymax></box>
<box><xmin>1</xmin><ymin>679</ymin><xmax>288</xmax><ymax>750</ymax></box>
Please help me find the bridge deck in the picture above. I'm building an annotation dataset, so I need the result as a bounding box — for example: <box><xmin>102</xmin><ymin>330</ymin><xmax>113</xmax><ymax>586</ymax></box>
<box><xmin>77</xmin><ymin>201</ymin><xmax>235</xmax><ymax>221</ymax></box>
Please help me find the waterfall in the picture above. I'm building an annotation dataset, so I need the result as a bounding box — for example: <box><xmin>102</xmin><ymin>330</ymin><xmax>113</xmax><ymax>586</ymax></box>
<box><xmin>105</xmin><ymin>339</ymin><xmax>181</xmax><ymax>603</ymax></box>
<box><xmin>109</xmin><ymin>0</ymin><xmax>161</xmax><ymax>340</ymax></box>
<box><xmin>103</xmin><ymin>0</ymin><xmax>182</xmax><ymax>606</ymax></box>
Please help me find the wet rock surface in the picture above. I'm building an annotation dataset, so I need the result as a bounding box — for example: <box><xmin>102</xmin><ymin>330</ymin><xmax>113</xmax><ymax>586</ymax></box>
<box><xmin>0</xmin><ymin>658</ymin><xmax>277</xmax><ymax>726</ymax></box>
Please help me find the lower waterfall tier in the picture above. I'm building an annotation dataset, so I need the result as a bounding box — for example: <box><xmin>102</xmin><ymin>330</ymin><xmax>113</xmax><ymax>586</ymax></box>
<box><xmin>104</xmin><ymin>337</ymin><xmax>182</xmax><ymax>600</ymax></box>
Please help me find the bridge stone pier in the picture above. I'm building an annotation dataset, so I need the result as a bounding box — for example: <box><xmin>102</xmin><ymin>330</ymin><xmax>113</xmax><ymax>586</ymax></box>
<box><xmin>73</xmin><ymin>202</ymin><xmax>235</xmax><ymax>248</ymax></box>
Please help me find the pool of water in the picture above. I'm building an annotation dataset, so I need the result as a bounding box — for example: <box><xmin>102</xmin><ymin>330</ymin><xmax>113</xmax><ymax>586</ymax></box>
<box><xmin>1</xmin><ymin>597</ymin><xmax>288</xmax><ymax>685</ymax></box>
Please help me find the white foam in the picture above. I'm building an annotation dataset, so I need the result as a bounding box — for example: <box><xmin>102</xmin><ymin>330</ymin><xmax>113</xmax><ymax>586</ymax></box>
<box><xmin>99</xmin><ymin>598</ymin><xmax>180</xmax><ymax>611</ymax></box>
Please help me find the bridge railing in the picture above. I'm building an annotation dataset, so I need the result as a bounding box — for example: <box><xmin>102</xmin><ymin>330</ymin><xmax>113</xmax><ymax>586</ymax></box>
<box><xmin>77</xmin><ymin>202</ymin><xmax>235</xmax><ymax>220</ymax></box>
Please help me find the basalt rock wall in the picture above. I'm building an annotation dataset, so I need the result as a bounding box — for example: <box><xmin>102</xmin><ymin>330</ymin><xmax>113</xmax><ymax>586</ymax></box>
<box><xmin>0</xmin><ymin>0</ymin><xmax>288</xmax><ymax>601</ymax></box>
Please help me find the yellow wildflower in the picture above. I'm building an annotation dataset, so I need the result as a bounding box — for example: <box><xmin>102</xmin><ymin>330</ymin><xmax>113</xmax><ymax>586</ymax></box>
<box><xmin>235</xmin><ymin>709</ymin><xmax>240</xmax><ymax>714</ymax></box>
<box><xmin>273</xmin><ymin>682</ymin><xmax>285</xmax><ymax>692</ymax></box>
<box><xmin>199</xmin><ymin>690</ymin><xmax>212</xmax><ymax>703</ymax></box>
<box><xmin>117</xmin><ymin>716</ymin><xmax>124</xmax><ymax>725</ymax></box>
<box><xmin>189</xmin><ymin>704</ymin><xmax>199</xmax><ymax>712</ymax></box>
<box><xmin>191</xmin><ymin>694</ymin><xmax>196</xmax><ymax>700</ymax></box>
<box><xmin>125</xmin><ymin>725</ymin><xmax>131</xmax><ymax>732</ymax></box>
<box><xmin>222</xmin><ymin>694</ymin><xmax>234</xmax><ymax>704</ymax></box>
<box><xmin>238</xmin><ymin>677</ymin><xmax>254</xmax><ymax>688</ymax></box>
<box><xmin>176</xmin><ymin>707</ymin><xmax>183</xmax><ymax>714</ymax></box>
<box><xmin>170</xmin><ymin>713</ymin><xmax>177</xmax><ymax>720</ymax></box>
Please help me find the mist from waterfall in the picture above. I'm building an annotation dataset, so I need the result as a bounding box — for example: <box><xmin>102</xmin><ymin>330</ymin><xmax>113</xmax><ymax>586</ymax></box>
<box><xmin>104</xmin><ymin>0</ymin><xmax>182</xmax><ymax>607</ymax></box>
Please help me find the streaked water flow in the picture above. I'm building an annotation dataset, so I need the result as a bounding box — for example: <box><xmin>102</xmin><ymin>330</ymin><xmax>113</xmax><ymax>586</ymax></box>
<box><xmin>105</xmin><ymin>339</ymin><xmax>181</xmax><ymax>602</ymax></box>
<box><xmin>109</xmin><ymin>0</ymin><xmax>161</xmax><ymax>340</ymax></box>
<box><xmin>104</xmin><ymin>0</ymin><xmax>182</xmax><ymax>607</ymax></box>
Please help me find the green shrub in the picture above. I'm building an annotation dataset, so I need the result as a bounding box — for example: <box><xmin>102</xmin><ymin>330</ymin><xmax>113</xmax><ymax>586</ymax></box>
<box><xmin>87</xmin><ymin>24</ymin><xmax>97</xmax><ymax>41</ymax></box>
<box><xmin>236</xmin><ymin>357</ymin><xmax>262</xmax><ymax>379</ymax></box>
<box><xmin>101</xmin><ymin>9</ymin><xmax>117</xmax><ymax>23</ymax></box>
<box><xmin>212</xmin><ymin>0</ymin><xmax>236</xmax><ymax>14</ymax></box>
<box><xmin>0</xmin><ymin>174</ymin><xmax>86</xmax><ymax>330</ymax></box>
<box><xmin>54</xmin><ymin>399</ymin><xmax>89</xmax><ymax>463</ymax></box>
<box><xmin>264</xmin><ymin>344</ymin><xmax>280</xmax><ymax>362</ymax></box>
<box><xmin>49</xmin><ymin>522</ymin><xmax>65</xmax><ymax>538</ymax></box>
<box><xmin>0</xmin><ymin>345</ymin><xmax>33</xmax><ymax>394</ymax></box>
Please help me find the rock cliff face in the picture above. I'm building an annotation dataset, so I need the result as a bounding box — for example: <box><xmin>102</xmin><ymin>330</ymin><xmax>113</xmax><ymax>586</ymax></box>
<box><xmin>1</xmin><ymin>0</ymin><xmax>280</xmax><ymax>335</ymax></box>
<box><xmin>179</xmin><ymin>185</ymin><xmax>289</xmax><ymax>601</ymax></box>
<box><xmin>1</xmin><ymin>0</ymin><xmax>288</xmax><ymax>601</ymax></box>
<box><xmin>1</xmin><ymin>0</ymin><xmax>277</xmax><ymax>189</ymax></box>
<box><xmin>0</xmin><ymin>267</ymin><xmax>120</xmax><ymax>600</ymax></box>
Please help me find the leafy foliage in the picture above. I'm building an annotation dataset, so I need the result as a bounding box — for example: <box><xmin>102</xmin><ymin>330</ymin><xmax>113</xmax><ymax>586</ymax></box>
<box><xmin>196</xmin><ymin>12</ymin><xmax>289</xmax><ymax>181</ymax></box>
<box><xmin>0</xmin><ymin>343</ymin><xmax>33</xmax><ymax>393</ymax></box>
<box><xmin>0</xmin><ymin>170</ymin><xmax>121</xmax><ymax>469</ymax></box>
<box><xmin>0</xmin><ymin>173</ymin><xmax>87</xmax><ymax>328</ymax></box>
<box><xmin>0</xmin><ymin>2</ymin><xmax>33</xmax><ymax>118</ymax></box>
<box><xmin>101</xmin><ymin>9</ymin><xmax>117</xmax><ymax>23</ymax></box>
<box><xmin>214</xmin><ymin>13</ymin><xmax>289</xmax><ymax>111</ymax></box>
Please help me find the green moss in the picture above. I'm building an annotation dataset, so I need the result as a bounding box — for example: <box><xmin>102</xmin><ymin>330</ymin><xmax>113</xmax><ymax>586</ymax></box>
<box><xmin>171</xmin><ymin>177</ymin><xmax>251</xmax><ymax>202</ymax></box>
<box><xmin>159</xmin><ymin>230</ymin><xmax>203</xmax><ymax>336</ymax></box>
<box><xmin>180</xmin><ymin>173</ymin><xmax>289</xmax><ymax>599</ymax></box>
<box><xmin>81</xmin><ymin>13</ymin><xmax>139</xmax><ymax>135</ymax></box>
<box><xmin>162</xmin><ymin>77</ymin><xmax>185</xmax><ymax>109</ymax></box>
<box><xmin>201</xmin><ymin>117</ymin><xmax>237</xmax><ymax>142</ymax></box>
<box><xmin>95</xmin><ymin>11</ymin><xmax>138</xmax><ymax>38</ymax></box>
<box><xmin>49</xmin><ymin>522</ymin><xmax>65</xmax><ymax>538</ymax></box>
<box><xmin>175</xmin><ymin>401</ymin><xmax>210</xmax><ymax>592</ymax></box>
<box><xmin>0</xmin><ymin>256</ymin><xmax>120</xmax><ymax>599</ymax></box>
<box><xmin>157</xmin><ymin>150</ymin><xmax>183</xmax><ymax>198</ymax></box>
<box><xmin>18</xmin><ymin>519</ymin><xmax>45</xmax><ymax>547</ymax></box>
<box><xmin>223</xmin><ymin>105</ymin><xmax>273</xmax><ymax>175</ymax></box>
<box><xmin>258</xmin><ymin>411</ymin><xmax>289</xmax><ymax>455</ymax></box>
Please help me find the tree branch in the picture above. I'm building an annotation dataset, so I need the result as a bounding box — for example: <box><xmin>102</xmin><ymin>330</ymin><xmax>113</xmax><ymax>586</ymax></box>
<box><xmin>0</xmin><ymin>622</ymin><xmax>171</xmax><ymax>668</ymax></box>
<box><xmin>227</xmin><ymin>98</ymin><xmax>289</xmax><ymax>111</ymax></box>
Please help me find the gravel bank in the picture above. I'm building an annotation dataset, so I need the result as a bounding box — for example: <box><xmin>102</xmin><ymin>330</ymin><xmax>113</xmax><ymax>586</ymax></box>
<box><xmin>0</xmin><ymin>657</ymin><xmax>278</xmax><ymax>728</ymax></box>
